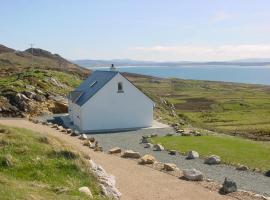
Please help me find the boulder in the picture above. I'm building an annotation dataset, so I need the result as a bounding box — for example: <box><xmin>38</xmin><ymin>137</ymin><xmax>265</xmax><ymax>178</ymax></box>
<box><xmin>35</xmin><ymin>94</ymin><xmax>46</xmax><ymax>102</ymax></box>
<box><xmin>89</xmin><ymin>142</ymin><xmax>95</xmax><ymax>149</ymax></box>
<box><xmin>138</xmin><ymin>154</ymin><xmax>156</xmax><ymax>165</ymax></box>
<box><xmin>46</xmin><ymin>122</ymin><xmax>52</xmax><ymax>126</ymax></box>
<box><xmin>79</xmin><ymin>186</ymin><xmax>93</xmax><ymax>198</ymax></box>
<box><xmin>60</xmin><ymin>129</ymin><xmax>67</xmax><ymax>133</ymax></box>
<box><xmin>204</xmin><ymin>155</ymin><xmax>221</xmax><ymax>165</ymax></box>
<box><xmin>144</xmin><ymin>143</ymin><xmax>153</xmax><ymax>148</ymax></box>
<box><xmin>71</xmin><ymin>130</ymin><xmax>80</xmax><ymax>136</ymax></box>
<box><xmin>83</xmin><ymin>140</ymin><xmax>91</xmax><ymax>147</ymax></box>
<box><xmin>153</xmin><ymin>144</ymin><xmax>164</xmax><ymax>151</ymax></box>
<box><xmin>89</xmin><ymin>137</ymin><xmax>95</xmax><ymax>142</ymax></box>
<box><xmin>183</xmin><ymin>169</ymin><xmax>204</xmax><ymax>181</ymax></box>
<box><xmin>121</xmin><ymin>150</ymin><xmax>141</xmax><ymax>159</ymax></box>
<box><xmin>52</xmin><ymin>124</ymin><xmax>58</xmax><ymax>128</ymax></box>
<box><xmin>264</xmin><ymin>170</ymin><xmax>270</xmax><ymax>177</ymax></box>
<box><xmin>220</xmin><ymin>178</ymin><xmax>237</xmax><ymax>194</ymax></box>
<box><xmin>79</xmin><ymin>134</ymin><xmax>88</xmax><ymax>140</ymax></box>
<box><xmin>186</xmin><ymin>151</ymin><xmax>199</xmax><ymax>159</ymax></box>
<box><xmin>169</xmin><ymin>150</ymin><xmax>177</xmax><ymax>155</ymax></box>
<box><xmin>236</xmin><ymin>165</ymin><xmax>249</xmax><ymax>171</ymax></box>
<box><xmin>57</xmin><ymin>126</ymin><xmax>63</xmax><ymax>131</ymax></box>
<box><xmin>66</xmin><ymin>129</ymin><xmax>72</xmax><ymax>134</ymax></box>
<box><xmin>109</xmin><ymin>147</ymin><xmax>121</xmax><ymax>154</ymax></box>
<box><xmin>23</xmin><ymin>91</ymin><xmax>36</xmax><ymax>99</ymax></box>
<box><xmin>163</xmin><ymin>163</ymin><xmax>177</xmax><ymax>171</ymax></box>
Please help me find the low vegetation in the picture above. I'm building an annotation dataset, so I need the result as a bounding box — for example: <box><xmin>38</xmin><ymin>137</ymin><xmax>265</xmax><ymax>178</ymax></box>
<box><xmin>131</xmin><ymin>77</ymin><xmax>270</xmax><ymax>140</ymax></box>
<box><xmin>0</xmin><ymin>125</ymin><xmax>104</xmax><ymax>199</ymax></box>
<box><xmin>151</xmin><ymin>134</ymin><xmax>270</xmax><ymax>171</ymax></box>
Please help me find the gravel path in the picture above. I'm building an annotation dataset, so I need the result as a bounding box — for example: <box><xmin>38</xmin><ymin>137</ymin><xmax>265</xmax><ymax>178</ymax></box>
<box><xmin>89</xmin><ymin>127</ymin><xmax>270</xmax><ymax>196</ymax></box>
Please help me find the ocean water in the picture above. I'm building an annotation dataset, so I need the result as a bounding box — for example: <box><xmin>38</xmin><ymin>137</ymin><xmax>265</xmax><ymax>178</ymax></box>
<box><xmin>106</xmin><ymin>65</ymin><xmax>270</xmax><ymax>85</ymax></box>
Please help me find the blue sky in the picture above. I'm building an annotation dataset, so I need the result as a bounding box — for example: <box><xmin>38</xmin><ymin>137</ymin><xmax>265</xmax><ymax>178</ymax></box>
<box><xmin>1</xmin><ymin>0</ymin><xmax>270</xmax><ymax>61</ymax></box>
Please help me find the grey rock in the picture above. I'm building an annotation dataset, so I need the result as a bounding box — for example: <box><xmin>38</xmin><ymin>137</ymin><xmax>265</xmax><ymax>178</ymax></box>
<box><xmin>221</xmin><ymin>177</ymin><xmax>237</xmax><ymax>194</ymax></box>
<box><xmin>204</xmin><ymin>155</ymin><xmax>221</xmax><ymax>165</ymax></box>
<box><xmin>153</xmin><ymin>144</ymin><xmax>164</xmax><ymax>151</ymax></box>
<box><xmin>183</xmin><ymin>169</ymin><xmax>204</xmax><ymax>181</ymax></box>
<box><xmin>186</xmin><ymin>151</ymin><xmax>199</xmax><ymax>159</ymax></box>
<box><xmin>80</xmin><ymin>134</ymin><xmax>88</xmax><ymax>140</ymax></box>
<box><xmin>35</xmin><ymin>94</ymin><xmax>46</xmax><ymax>102</ymax></box>
<box><xmin>144</xmin><ymin>143</ymin><xmax>153</xmax><ymax>148</ymax></box>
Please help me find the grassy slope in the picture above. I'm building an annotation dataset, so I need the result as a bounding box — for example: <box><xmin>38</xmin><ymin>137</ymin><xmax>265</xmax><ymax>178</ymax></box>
<box><xmin>0</xmin><ymin>69</ymin><xmax>82</xmax><ymax>96</ymax></box>
<box><xmin>0</xmin><ymin>51</ymin><xmax>89</xmax><ymax>78</ymax></box>
<box><xmin>0</xmin><ymin>125</ymin><xmax>104</xmax><ymax>200</ymax></box>
<box><xmin>151</xmin><ymin>135</ymin><xmax>270</xmax><ymax>171</ymax></box>
<box><xmin>132</xmin><ymin>77</ymin><xmax>270</xmax><ymax>139</ymax></box>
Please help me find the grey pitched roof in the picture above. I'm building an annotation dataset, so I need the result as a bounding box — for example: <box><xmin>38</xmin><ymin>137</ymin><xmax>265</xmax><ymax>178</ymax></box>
<box><xmin>70</xmin><ymin>70</ymin><xmax>118</xmax><ymax>106</ymax></box>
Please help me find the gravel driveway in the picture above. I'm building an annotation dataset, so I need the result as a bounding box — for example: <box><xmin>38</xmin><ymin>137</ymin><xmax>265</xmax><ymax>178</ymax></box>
<box><xmin>89</xmin><ymin>127</ymin><xmax>270</xmax><ymax>197</ymax></box>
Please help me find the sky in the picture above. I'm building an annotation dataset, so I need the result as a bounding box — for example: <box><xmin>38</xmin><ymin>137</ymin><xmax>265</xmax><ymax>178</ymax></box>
<box><xmin>1</xmin><ymin>0</ymin><xmax>270</xmax><ymax>61</ymax></box>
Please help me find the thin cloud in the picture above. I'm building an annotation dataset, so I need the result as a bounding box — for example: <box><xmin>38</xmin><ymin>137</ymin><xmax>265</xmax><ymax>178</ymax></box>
<box><xmin>130</xmin><ymin>44</ymin><xmax>270</xmax><ymax>61</ymax></box>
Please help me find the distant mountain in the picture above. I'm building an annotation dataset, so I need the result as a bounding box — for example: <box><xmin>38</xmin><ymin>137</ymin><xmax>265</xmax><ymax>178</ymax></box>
<box><xmin>232</xmin><ymin>58</ymin><xmax>270</xmax><ymax>63</ymax></box>
<box><xmin>74</xmin><ymin>59</ymin><xmax>270</xmax><ymax>68</ymax></box>
<box><xmin>0</xmin><ymin>44</ymin><xmax>89</xmax><ymax>77</ymax></box>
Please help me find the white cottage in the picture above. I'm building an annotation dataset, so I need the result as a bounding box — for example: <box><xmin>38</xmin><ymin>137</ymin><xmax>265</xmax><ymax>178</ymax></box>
<box><xmin>68</xmin><ymin>69</ymin><xmax>154</xmax><ymax>132</ymax></box>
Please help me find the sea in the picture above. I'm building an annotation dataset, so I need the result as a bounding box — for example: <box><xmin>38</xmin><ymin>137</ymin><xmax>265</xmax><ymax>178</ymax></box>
<box><xmin>90</xmin><ymin>65</ymin><xmax>270</xmax><ymax>85</ymax></box>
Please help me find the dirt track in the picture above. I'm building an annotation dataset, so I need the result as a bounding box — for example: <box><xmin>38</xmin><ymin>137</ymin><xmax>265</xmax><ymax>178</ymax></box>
<box><xmin>0</xmin><ymin>119</ymin><xmax>240</xmax><ymax>200</ymax></box>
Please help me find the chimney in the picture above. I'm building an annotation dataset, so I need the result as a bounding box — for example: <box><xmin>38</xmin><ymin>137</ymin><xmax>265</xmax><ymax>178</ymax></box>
<box><xmin>110</xmin><ymin>64</ymin><xmax>116</xmax><ymax>71</ymax></box>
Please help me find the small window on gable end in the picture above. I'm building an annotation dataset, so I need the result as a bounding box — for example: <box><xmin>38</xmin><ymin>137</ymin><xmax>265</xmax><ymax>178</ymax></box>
<box><xmin>118</xmin><ymin>82</ymin><xmax>124</xmax><ymax>93</ymax></box>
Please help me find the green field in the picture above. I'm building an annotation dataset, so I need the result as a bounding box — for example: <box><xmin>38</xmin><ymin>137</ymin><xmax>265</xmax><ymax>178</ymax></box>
<box><xmin>151</xmin><ymin>135</ymin><xmax>270</xmax><ymax>171</ymax></box>
<box><xmin>0</xmin><ymin>125</ymin><xmax>104</xmax><ymax>199</ymax></box>
<box><xmin>131</xmin><ymin>77</ymin><xmax>270</xmax><ymax>140</ymax></box>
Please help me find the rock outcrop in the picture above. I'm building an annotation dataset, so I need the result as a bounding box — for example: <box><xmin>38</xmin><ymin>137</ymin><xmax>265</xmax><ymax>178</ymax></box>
<box><xmin>88</xmin><ymin>159</ymin><xmax>121</xmax><ymax>199</ymax></box>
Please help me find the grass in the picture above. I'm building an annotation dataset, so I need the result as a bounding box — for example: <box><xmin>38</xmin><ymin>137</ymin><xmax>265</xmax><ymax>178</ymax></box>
<box><xmin>0</xmin><ymin>69</ymin><xmax>82</xmax><ymax>96</ymax></box>
<box><xmin>131</xmin><ymin>77</ymin><xmax>270</xmax><ymax>139</ymax></box>
<box><xmin>151</xmin><ymin>134</ymin><xmax>270</xmax><ymax>171</ymax></box>
<box><xmin>0</xmin><ymin>125</ymin><xmax>105</xmax><ymax>200</ymax></box>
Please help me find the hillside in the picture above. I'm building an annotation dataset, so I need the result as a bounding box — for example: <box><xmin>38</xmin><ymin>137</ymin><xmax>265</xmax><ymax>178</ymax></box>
<box><xmin>0</xmin><ymin>124</ymin><xmax>104</xmax><ymax>199</ymax></box>
<box><xmin>0</xmin><ymin>44</ymin><xmax>89</xmax><ymax>78</ymax></box>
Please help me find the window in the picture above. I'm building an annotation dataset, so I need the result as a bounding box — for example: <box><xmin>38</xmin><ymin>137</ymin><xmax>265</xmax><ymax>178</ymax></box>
<box><xmin>118</xmin><ymin>82</ymin><xmax>123</xmax><ymax>93</ymax></box>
